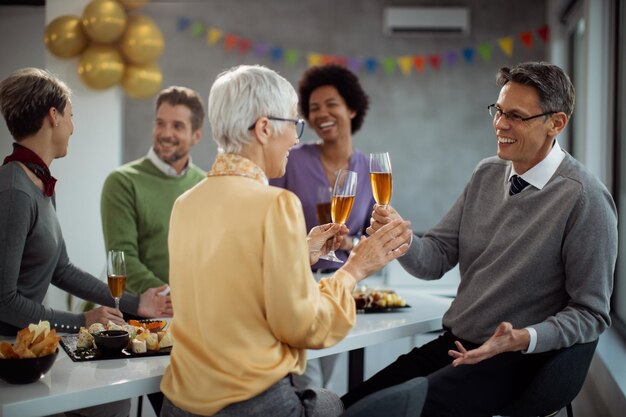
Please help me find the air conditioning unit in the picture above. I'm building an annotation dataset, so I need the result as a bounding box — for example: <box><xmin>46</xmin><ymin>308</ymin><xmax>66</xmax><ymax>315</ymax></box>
<box><xmin>383</xmin><ymin>6</ymin><xmax>470</xmax><ymax>35</ymax></box>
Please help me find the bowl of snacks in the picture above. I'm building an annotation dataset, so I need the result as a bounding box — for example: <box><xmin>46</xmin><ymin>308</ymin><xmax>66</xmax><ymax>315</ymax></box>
<box><xmin>92</xmin><ymin>330</ymin><xmax>130</xmax><ymax>355</ymax></box>
<box><xmin>0</xmin><ymin>321</ymin><xmax>61</xmax><ymax>384</ymax></box>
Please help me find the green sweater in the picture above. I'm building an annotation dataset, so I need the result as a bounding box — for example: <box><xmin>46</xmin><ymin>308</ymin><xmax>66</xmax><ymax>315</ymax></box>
<box><xmin>101</xmin><ymin>157</ymin><xmax>205</xmax><ymax>294</ymax></box>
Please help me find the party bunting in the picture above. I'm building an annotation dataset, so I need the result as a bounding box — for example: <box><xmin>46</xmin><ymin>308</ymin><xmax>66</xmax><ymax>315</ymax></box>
<box><xmin>477</xmin><ymin>43</ymin><xmax>493</xmax><ymax>62</ymax></box>
<box><xmin>498</xmin><ymin>37</ymin><xmax>514</xmax><ymax>57</ymax></box>
<box><xmin>537</xmin><ymin>25</ymin><xmax>550</xmax><ymax>43</ymax></box>
<box><xmin>462</xmin><ymin>48</ymin><xmax>474</xmax><ymax>63</ymax></box>
<box><xmin>413</xmin><ymin>56</ymin><xmax>425</xmax><ymax>73</ymax></box>
<box><xmin>176</xmin><ymin>17</ymin><xmax>549</xmax><ymax>77</ymax></box>
<box><xmin>520</xmin><ymin>32</ymin><xmax>533</xmax><ymax>48</ymax></box>
<box><xmin>398</xmin><ymin>56</ymin><xmax>412</xmax><ymax>75</ymax></box>
<box><xmin>444</xmin><ymin>51</ymin><xmax>458</xmax><ymax>68</ymax></box>
<box><xmin>428</xmin><ymin>55</ymin><xmax>441</xmax><ymax>70</ymax></box>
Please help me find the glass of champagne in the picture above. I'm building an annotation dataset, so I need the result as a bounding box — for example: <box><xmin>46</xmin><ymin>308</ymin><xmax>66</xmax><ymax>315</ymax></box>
<box><xmin>316</xmin><ymin>185</ymin><xmax>333</xmax><ymax>225</ymax></box>
<box><xmin>370</xmin><ymin>152</ymin><xmax>392</xmax><ymax>207</ymax></box>
<box><xmin>107</xmin><ymin>250</ymin><xmax>126</xmax><ymax>310</ymax></box>
<box><xmin>319</xmin><ymin>169</ymin><xmax>357</xmax><ymax>263</ymax></box>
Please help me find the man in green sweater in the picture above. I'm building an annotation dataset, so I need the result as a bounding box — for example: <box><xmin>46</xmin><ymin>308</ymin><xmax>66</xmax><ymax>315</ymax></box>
<box><xmin>101</xmin><ymin>86</ymin><xmax>206</xmax><ymax>295</ymax></box>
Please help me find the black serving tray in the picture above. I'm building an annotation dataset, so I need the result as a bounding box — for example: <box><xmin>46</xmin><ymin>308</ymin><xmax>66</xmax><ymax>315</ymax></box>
<box><xmin>60</xmin><ymin>335</ymin><xmax>171</xmax><ymax>362</ymax></box>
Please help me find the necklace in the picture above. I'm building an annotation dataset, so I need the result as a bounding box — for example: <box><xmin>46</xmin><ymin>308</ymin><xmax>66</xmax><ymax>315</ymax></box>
<box><xmin>319</xmin><ymin>152</ymin><xmax>350</xmax><ymax>185</ymax></box>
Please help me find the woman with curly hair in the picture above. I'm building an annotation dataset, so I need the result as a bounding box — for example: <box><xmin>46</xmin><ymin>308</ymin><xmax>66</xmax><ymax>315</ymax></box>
<box><xmin>270</xmin><ymin>64</ymin><xmax>375</xmax><ymax>390</ymax></box>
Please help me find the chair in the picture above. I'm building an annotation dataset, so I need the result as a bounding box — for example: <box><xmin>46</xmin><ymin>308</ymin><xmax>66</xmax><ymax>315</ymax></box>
<box><xmin>497</xmin><ymin>339</ymin><xmax>598</xmax><ymax>417</ymax></box>
<box><xmin>341</xmin><ymin>377</ymin><xmax>428</xmax><ymax>417</ymax></box>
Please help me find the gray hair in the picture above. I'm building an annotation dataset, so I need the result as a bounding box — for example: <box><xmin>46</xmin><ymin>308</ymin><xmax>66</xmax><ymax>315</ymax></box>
<box><xmin>0</xmin><ymin>67</ymin><xmax>71</xmax><ymax>141</ymax></box>
<box><xmin>208</xmin><ymin>65</ymin><xmax>298</xmax><ymax>153</ymax></box>
<box><xmin>496</xmin><ymin>62</ymin><xmax>575</xmax><ymax>118</ymax></box>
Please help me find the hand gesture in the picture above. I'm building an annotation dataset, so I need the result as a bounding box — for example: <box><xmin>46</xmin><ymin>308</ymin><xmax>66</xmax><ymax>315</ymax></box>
<box><xmin>307</xmin><ymin>223</ymin><xmax>349</xmax><ymax>265</ymax></box>
<box><xmin>448</xmin><ymin>322</ymin><xmax>531</xmax><ymax>366</ymax></box>
<box><xmin>137</xmin><ymin>284</ymin><xmax>173</xmax><ymax>318</ymax></box>
<box><xmin>367</xmin><ymin>204</ymin><xmax>405</xmax><ymax>233</ymax></box>
<box><xmin>84</xmin><ymin>306</ymin><xmax>125</xmax><ymax>328</ymax></box>
<box><xmin>342</xmin><ymin>219</ymin><xmax>412</xmax><ymax>282</ymax></box>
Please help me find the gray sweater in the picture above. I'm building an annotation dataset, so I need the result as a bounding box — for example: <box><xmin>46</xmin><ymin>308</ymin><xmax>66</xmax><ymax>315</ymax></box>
<box><xmin>400</xmin><ymin>153</ymin><xmax>617</xmax><ymax>353</ymax></box>
<box><xmin>0</xmin><ymin>162</ymin><xmax>139</xmax><ymax>336</ymax></box>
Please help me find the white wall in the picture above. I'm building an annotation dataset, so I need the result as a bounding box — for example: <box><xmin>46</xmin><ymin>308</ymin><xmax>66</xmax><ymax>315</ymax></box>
<box><xmin>0</xmin><ymin>6</ymin><xmax>44</xmax><ymax>158</ymax></box>
<box><xmin>45</xmin><ymin>0</ymin><xmax>124</xmax><ymax>310</ymax></box>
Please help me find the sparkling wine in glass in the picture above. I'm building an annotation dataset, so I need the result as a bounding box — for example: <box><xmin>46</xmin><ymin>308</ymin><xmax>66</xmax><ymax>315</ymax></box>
<box><xmin>107</xmin><ymin>250</ymin><xmax>126</xmax><ymax>310</ymax></box>
<box><xmin>370</xmin><ymin>152</ymin><xmax>392</xmax><ymax>207</ymax></box>
<box><xmin>316</xmin><ymin>185</ymin><xmax>333</xmax><ymax>225</ymax></box>
<box><xmin>319</xmin><ymin>169</ymin><xmax>357</xmax><ymax>263</ymax></box>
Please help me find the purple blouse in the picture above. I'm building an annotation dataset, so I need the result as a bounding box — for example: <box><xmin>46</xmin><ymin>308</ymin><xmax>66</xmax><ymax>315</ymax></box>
<box><xmin>270</xmin><ymin>143</ymin><xmax>375</xmax><ymax>270</ymax></box>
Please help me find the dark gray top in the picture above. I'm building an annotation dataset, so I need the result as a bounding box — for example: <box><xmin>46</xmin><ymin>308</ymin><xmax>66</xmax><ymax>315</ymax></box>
<box><xmin>399</xmin><ymin>153</ymin><xmax>617</xmax><ymax>353</ymax></box>
<box><xmin>0</xmin><ymin>162</ymin><xmax>139</xmax><ymax>336</ymax></box>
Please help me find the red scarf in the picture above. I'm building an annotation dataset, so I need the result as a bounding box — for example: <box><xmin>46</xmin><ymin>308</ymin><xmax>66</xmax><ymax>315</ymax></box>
<box><xmin>3</xmin><ymin>143</ymin><xmax>57</xmax><ymax>197</ymax></box>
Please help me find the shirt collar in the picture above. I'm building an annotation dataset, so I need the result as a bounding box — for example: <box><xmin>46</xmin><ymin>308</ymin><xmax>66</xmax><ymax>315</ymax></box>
<box><xmin>147</xmin><ymin>147</ymin><xmax>191</xmax><ymax>177</ymax></box>
<box><xmin>207</xmin><ymin>153</ymin><xmax>268</xmax><ymax>185</ymax></box>
<box><xmin>508</xmin><ymin>139</ymin><xmax>565</xmax><ymax>190</ymax></box>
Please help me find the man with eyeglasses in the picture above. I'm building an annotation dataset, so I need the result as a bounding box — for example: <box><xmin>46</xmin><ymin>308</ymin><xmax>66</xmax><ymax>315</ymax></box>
<box><xmin>342</xmin><ymin>62</ymin><xmax>617</xmax><ymax>416</ymax></box>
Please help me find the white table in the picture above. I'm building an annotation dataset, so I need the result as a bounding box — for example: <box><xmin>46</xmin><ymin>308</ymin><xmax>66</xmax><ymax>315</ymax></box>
<box><xmin>0</xmin><ymin>292</ymin><xmax>451</xmax><ymax>417</ymax></box>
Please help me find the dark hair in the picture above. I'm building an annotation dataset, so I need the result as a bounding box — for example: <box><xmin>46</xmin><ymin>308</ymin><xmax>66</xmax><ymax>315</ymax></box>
<box><xmin>298</xmin><ymin>64</ymin><xmax>369</xmax><ymax>134</ymax></box>
<box><xmin>496</xmin><ymin>62</ymin><xmax>575</xmax><ymax>118</ymax></box>
<box><xmin>0</xmin><ymin>68</ymin><xmax>71</xmax><ymax>141</ymax></box>
<box><xmin>155</xmin><ymin>86</ymin><xmax>205</xmax><ymax>132</ymax></box>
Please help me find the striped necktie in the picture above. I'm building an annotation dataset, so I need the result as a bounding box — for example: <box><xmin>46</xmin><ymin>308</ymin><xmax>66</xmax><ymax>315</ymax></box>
<box><xmin>509</xmin><ymin>175</ymin><xmax>529</xmax><ymax>196</ymax></box>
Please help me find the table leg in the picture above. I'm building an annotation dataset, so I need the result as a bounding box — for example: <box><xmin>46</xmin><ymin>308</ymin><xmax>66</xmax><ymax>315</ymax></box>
<box><xmin>348</xmin><ymin>348</ymin><xmax>365</xmax><ymax>390</ymax></box>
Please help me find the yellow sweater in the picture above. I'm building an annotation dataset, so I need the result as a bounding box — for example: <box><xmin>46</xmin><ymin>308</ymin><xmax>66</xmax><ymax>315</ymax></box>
<box><xmin>160</xmin><ymin>155</ymin><xmax>356</xmax><ymax>415</ymax></box>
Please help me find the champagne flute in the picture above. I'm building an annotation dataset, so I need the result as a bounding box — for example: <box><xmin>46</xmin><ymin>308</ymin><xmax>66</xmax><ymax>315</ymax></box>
<box><xmin>316</xmin><ymin>185</ymin><xmax>333</xmax><ymax>225</ymax></box>
<box><xmin>319</xmin><ymin>169</ymin><xmax>358</xmax><ymax>263</ymax></box>
<box><xmin>370</xmin><ymin>152</ymin><xmax>392</xmax><ymax>207</ymax></box>
<box><xmin>107</xmin><ymin>250</ymin><xmax>127</xmax><ymax>310</ymax></box>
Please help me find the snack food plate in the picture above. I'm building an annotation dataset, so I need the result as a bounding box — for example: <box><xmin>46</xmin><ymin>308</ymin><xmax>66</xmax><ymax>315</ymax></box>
<box><xmin>60</xmin><ymin>319</ymin><xmax>171</xmax><ymax>362</ymax></box>
<box><xmin>357</xmin><ymin>304</ymin><xmax>411</xmax><ymax>314</ymax></box>
<box><xmin>129</xmin><ymin>319</ymin><xmax>168</xmax><ymax>332</ymax></box>
<box><xmin>60</xmin><ymin>335</ymin><xmax>171</xmax><ymax>362</ymax></box>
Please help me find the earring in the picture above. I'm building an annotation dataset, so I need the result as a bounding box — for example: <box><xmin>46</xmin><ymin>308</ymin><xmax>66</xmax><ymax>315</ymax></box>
<box><xmin>55</xmin><ymin>123</ymin><xmax>59</xmax><ymax>127</ymax></box>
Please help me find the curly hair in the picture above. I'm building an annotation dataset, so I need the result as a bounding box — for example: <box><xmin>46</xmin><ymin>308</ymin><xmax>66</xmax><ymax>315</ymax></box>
<box><xmin>298</xmin><ymin>64</ymin><xmax>369</xmax><ymax>134</ymax></box>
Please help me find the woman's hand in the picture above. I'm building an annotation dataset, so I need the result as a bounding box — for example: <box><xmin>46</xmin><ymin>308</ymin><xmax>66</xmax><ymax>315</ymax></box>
<box><xmin>137</xmin><ymin>284</ymin><xmax>173</xmax><ymax>318</ymax></box>
<box><xmin>342</xmin><ymin>219</ymin><xmax>412</xmax><ymax>282</ymax></box>
<box><xmin>84</xmin><ymin>306</ymin><xmax>125</xmax><ymax>327</ymax></box>
<box><xmin>307</xmin><ymin>223</ymin><xmax>349</xmax><ymax>265</ymax></box>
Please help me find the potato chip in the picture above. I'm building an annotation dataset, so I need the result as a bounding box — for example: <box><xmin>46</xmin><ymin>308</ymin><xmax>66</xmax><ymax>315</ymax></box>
<box><xmin>1</xmin><ymin>321</ymin><xmax>60</xmax><ymax>359</ymax></box>
<box><xmin>0</xmin><ymin>341</ymin><xmax>19</xmax><ymax>359</ymax></box>
<box><xmin>30</xmin><ymin>329</ymin><xmax>61</xmax><ymax>357</ymax></box>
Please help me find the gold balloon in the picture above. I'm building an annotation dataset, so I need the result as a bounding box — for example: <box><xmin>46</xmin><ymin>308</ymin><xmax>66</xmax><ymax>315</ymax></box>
<box><xmin>122</xmin><ymin>62</ymin><xmax>163</xmax><ymax>99</ymax></box>
<box><xmin>81</xmin><ymin>0</ymin><xmax>127</xmax><ymax>43</ymax></box>
<box><xmin>44</xmin><ymin>15</ymin><xmax>88</xmax><ymax>58</ymax></box>
<box><xmin>118</xmin><ymin>0</ymin><xmax>149</xmax><ymax>10</ymax></box>
<box><xmin>77</xmin><ymin>44</ymin><xmax>125</xmax><ymax>90</ymax></box>
<box><xmin>119</xmin><ymin>15</ymin><xmax>164</xmax><ymax>65</ymax></box>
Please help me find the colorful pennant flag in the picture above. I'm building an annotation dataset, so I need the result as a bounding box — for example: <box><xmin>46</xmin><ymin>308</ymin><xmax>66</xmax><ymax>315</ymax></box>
<box><xmin>498</xmin><ymin>37</ymin><xmax>514</xmax><ymax>57</ymax></box>
<box><xmin>537</xmin><ymin>25</ymin><xmax>550</xmax><ymax>43</ymax></box>
<box><xmin>428</xmin><ymin>54</ymin><xmax>441</xmax><ymax>70</ymax></box>
<box><xmin>177</xmin><ymin>18</ymin><xmax>549</xmax><ymax>78</ymax></box>
<box><xmin>413</xmin><ymin>56</ymin><xmax>425</xmax><ymax>73</ymax></box>
<box><xmin>462</xmin><ymin>48</ymin><xmax>474</xmax><ymax>63</ymax></box>
<box><xmin>477</xmin><ymin>43</ymin><xmax>493</xmax><ymax>62</ymax></box>
<box><xmin>397</xmin><ymin>56</ymin><xmax>413</xmax><ymax>75</ymax></box>
<box><xmin>520</xmin><ymin>32</ymin><xmax>533</xmax><ymax>48</ymax></box>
